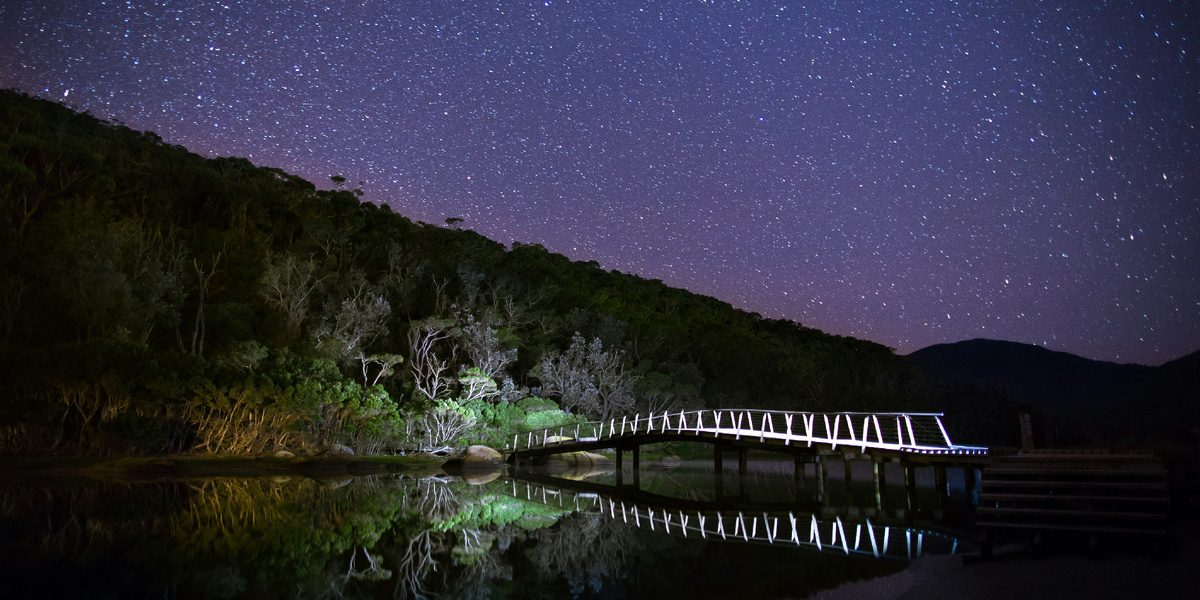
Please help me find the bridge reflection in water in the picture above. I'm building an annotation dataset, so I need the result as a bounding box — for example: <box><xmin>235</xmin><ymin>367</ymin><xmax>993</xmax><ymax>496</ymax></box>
<box><xmin>502</xmin><ymin>473</ymin><xmax>972</xmax><ymax>561</ymax></box>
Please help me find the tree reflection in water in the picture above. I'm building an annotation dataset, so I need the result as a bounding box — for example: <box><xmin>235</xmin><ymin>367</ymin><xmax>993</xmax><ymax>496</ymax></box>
<box><xmin>529</xmin><ymin>512</ymin><xmax>637</xmax><ymax>597</ymax></box>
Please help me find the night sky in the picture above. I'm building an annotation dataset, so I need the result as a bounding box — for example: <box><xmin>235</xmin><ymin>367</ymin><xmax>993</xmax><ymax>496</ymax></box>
<box><xmin>2</xmin><ymin>1</ymin><xmax>1197</xmax><ymax>366</ymax></box>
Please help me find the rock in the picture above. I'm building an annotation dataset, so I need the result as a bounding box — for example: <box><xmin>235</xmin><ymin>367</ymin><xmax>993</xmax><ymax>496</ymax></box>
<box><xmin>327</xmin><ymin>444</ymin><xmax>355</xmax><ymax>456</ymax></box>
<box><xmin>442</xmin><ymin>445</ymin><xmax>505</xmax><ymax>474</ymax></box>
<box><xmin>542</xmin><ymin>451</ymin><xmax>612</xmax><ymax>474</ymax></box>
<box><xmin>273</xmin><ymin>450</ymin><xmax>295</xmax><ymax>459</ymax></box>
<box><xmin>462</xmin><ymin>470</ymin><xmax>502</xmax><ymax>485</ymax></box>
<box><xmin>460</xmin><ymin>445</ymin><xmax>503</xmax><ymax>464</ymax></box>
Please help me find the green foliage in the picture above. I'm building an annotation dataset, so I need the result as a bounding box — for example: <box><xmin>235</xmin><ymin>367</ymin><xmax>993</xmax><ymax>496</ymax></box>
<box><xmin>515</xmin><ymin>396</ymin><xmax>559</xmax><ymax>412</ymax></box>
<box><xmin>431</xmin><ymin>494</ymin><xmax>570</xmax><ymax>532</ymax></box>
<box><xmin>522</xmin><ymin>409</ymin><xmax>586</xmax><ymax>431</ymax></box>
<box><xmin>458</xmin><ymin>397</ymin><xmax>530</xmax><ymax>447</ymax></box>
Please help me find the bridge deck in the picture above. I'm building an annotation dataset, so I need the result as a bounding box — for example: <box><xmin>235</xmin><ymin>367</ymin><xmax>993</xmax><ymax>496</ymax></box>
<box><xmin>505</xmin><ymin>409</ymin><xmax>987</xmax><ymax>460</ymax></box>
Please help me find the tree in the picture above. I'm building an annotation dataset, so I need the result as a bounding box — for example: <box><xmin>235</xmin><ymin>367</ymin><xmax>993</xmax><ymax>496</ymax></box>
<box><xmin>361</xmin><ymin>353</ymin><xmax>404</xmax><ymax>387</ymax></box>
<box><xmin>184</xmin><ymin>251</ymin><xmax>221</xmax><ymax>356</ymax></box>
<box><xmin>407</xmin><ymin>317</ymin><xmax>456</xmax><ymax>401</ymax></box>
<box><xmin>457</xmin><ymin>367</ymin><xmax>499</xmax><ymax>402</ymax></box>
<box><xmin>259</xmin><ymin>252</ymin><xmax>324</xmax><ymax>344</ymax></box>
<box><xmin>456</xmin><ymin>313</ymin><xmax>517</xmax><ymax>381</ymax></box>
<box><xmin>382</xmin><ymin>242</ymin><xmax>427</xmax><ymax>316</ymax></box>
<box><xmin>535</xmin><ymin>334</ymin><xmax>637</xmax><ymax>420</ymax></box>
<box><xmin>311</xmin><ymin>272</ymin><xmax>392</xmax><ymax>383</ymax></box>
<box><xmin>414</xmin><ymin>399</ymin><xmax>475</xmax><ymax>450</ymax></box>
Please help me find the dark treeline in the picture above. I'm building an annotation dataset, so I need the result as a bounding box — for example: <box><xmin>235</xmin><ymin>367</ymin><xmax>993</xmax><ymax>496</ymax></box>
<box><xmin>0</xmin><ymin>89</ymin><xmax>1010</xmax><ymax>456</ymax></box>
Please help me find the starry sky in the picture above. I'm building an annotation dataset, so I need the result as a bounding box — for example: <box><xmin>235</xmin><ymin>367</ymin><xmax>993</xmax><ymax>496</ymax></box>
<box><xmin>2</xmin><ymin>1</ymin><xmax>1197</xmax><ymax>366</ymax></box>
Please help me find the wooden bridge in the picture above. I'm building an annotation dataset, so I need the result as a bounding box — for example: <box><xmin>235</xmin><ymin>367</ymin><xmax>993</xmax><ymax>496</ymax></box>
<box><xmin>502</xmin><ymin>475</ymin><xmax>970</xmax><ymax>561</ymax></box>
<box><xmin>505</xmin><ymin>409</ymin><xmax>988</xmax><ymax>513</ymax></box>
<box><xmin>505</xmin><ymin>409</ymin><xmax>987</xmax><ymax>460</ymax></box>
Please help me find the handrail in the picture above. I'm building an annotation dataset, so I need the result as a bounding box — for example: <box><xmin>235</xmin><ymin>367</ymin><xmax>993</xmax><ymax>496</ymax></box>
<box><xmin>504</xmin><ymin>408</ymin><xmax>988</xmax><ymax>456</ymax></box>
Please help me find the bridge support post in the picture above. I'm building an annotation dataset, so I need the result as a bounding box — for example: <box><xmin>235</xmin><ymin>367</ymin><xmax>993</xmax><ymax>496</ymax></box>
<box><xmin>873</xmin><ymin>457</ymin><xmax>888</xmax><ymax>511</ymax></box>
<box><xmin>817</xmin><ymin>454</ymin><xmax>828</xmax><ymax>506</ymax></box>
<box><xmin>713</xmin><ymin>442</ymin><xmax>725</xmax><ymax>500</ymax></box>
<box><xmin>934</xmin><ymin>465</ymin><xmax>949</xmax><ymax>515</ymax></box>
<box><xmin>615</xmin><ymin>448</ymin><xmax>624</xmax><ymax>487</ymax></box>
<box><xmin>843</xmin><ymin>455</ymin><xmax>854</xmax><ymax>504</ymax></box>
<box><xmin>904</xmin><ymin>462</ymin><xmax>918</xmax><ymax>511</ymax></box>
<box><xmin>632</xmin><ymin>445</ymin><xmax>641</xmax><ymax>489</ymax></box>
<box><xmin>793</xmin><ymin>454</ymin><xmax>806</xmax><ymax>500</ymax></box>
<box><xmin>737</xmin><ymin>447</ymin><xmax>749</xmax><ymax>498</ymax></box>
<box><xmin>964</xmin><ymin>466</ymin><xmax>978</xmax><ymax>514</ymax></box>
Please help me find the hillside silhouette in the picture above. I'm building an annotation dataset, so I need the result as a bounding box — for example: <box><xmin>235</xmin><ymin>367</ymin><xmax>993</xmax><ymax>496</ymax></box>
<box><xmin>908</xmin><ymin>339</ymin><xmax>1199</xmax><ymax>446</ymax></box>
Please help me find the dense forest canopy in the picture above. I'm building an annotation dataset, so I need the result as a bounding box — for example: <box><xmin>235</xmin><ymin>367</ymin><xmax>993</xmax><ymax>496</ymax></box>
<box><xmin>0</xmin><ymin>89</ymin><xmax>1006</xmax><ymax>456</ymax></box>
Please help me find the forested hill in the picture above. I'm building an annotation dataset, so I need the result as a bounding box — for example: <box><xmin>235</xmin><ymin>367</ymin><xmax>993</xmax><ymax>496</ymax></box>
<box><xmin>0</xmin><ymin>89</ymin><xmax>923</xmax><ymax>456</ymax></box>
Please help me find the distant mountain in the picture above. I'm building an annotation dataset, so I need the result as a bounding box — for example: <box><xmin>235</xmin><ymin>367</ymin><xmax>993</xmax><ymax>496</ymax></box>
<box><xmin>906</xmin><ymin>339</ymin><xmax>1199</xmax><ymax>445</ymax></box>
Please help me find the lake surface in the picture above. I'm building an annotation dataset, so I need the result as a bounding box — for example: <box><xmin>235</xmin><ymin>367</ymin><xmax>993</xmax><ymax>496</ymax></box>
<box><xmin>0</xmin><ymin>457</ymin><xmax>978</xmax><ymax>599</ymax></box>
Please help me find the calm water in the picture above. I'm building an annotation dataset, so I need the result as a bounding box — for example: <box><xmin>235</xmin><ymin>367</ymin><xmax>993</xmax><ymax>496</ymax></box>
<box><xmin>0</xmin><ymin>457</ymin><xmax>976</xmax><ymax>599</ymax></box>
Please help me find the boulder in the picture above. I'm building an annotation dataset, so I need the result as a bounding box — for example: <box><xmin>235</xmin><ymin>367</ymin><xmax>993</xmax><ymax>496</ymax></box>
<box><xmin>462</xmin><ymin>470</ymin><xmax>502</xmax><ymax>485</ymax></box>
<box><xmin>442</xmin><ymin>445</ymin><xmax>505</xmax><ymax>474</ymax></box>
<box><xmin>542</xmin><ymin>451</ymin><xmax>612</xmax><ymax>473</ymax></box>
<box><xmin>326</xmin><ymin>444</ymin><xmax>355</xmax><ymax>456</ymax></box>
<box><xmin>273</xmin><ymin>450</ymin><xmax>296</xmax><ymax>459</ymax></box>
<box><xmin>460</xmin><ymin>445</ymin><xmax>503</xmax><ymax>464</ymax></box>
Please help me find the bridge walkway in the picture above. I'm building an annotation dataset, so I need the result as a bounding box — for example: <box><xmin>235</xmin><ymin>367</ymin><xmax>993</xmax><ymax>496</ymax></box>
<box><xmin>505</xmin><ymin>408</ymin><xmax>988</xmax><ymax>462</ymax></box>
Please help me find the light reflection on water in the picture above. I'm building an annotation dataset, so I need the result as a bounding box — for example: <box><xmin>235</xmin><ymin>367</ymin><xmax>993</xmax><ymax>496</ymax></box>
<box><xmin>0</xmin><ymin>458</ymin><xmax>976</xmax><ymax>599</ymax></box>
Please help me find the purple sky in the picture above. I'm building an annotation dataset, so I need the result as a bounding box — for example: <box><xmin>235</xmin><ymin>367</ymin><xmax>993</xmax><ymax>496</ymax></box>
<box><xmin>3</xmin><ymin>1</ymin><xmax>1197</xmax><ymax>365</ymax></box>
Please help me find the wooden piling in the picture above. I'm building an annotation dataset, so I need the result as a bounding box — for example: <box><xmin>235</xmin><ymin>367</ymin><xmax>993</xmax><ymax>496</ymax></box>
<box><xmin>873</xmin><ymin>457</ymin><xmax>888</xmax><ymax>510</ymax></box>
<box><xmin>934</xmin><ymin>465</ymin><xmax>948</xmax><ymax>514</ymax></box>
<box><xmin>632</xmin><ymin>445</ymin><xmax>641</xmax><ymax>488</ymax></box>
<box><xmin>794</xmin><ymin>454</ymin><xmax>807</xmax><ymax>500</ymax></box>
<box><xmin>843</xmin><ymin>455</ymin><xmax>854</xmax><ymax>504</ymax></box>
<box><xmin>904</xmin><ymin>462</ymin><xmax>918</xmax><ymax>511</ymax></box>
<box><xmin>714</xmin><ymin>442</ymin><xmax>724</xmax><ymax>500</ymax></box>
<box><xmin>817</xmin><ymin>454</ymin><xmax>828</xmax><ymax>505</ymax></box>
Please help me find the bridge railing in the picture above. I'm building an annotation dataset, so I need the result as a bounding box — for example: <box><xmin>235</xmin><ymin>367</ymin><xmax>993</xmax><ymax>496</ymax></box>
<box><xmin>505</xmin><ymin>408</ymin><xmax>987</xmax><ymax>456</ymax></box>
